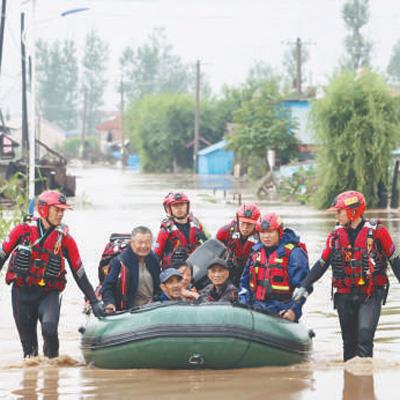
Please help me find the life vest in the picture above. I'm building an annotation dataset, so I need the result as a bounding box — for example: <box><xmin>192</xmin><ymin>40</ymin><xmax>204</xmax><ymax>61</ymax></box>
<box><xmin>225</xmin><ymin>221</ymin><xmax>258</xmax><ymax>285</ymax></box>
<box><xmin>161</xmin><ymin>215</ymin><xmax>204</xmax><ymax>267</ymax></box>
<box><xmin>6</xmin><ymin>221</ymin><xmax>69</xmax><ymax>291</ymax></box>
<box><xmin>226</xmin><ymin>221</ymin><xmax>258</xmax><ymax>267</ymax></box>
<box><xmin>330</xmin><ymin>219</ymin><xmax>388</xmax><ymax>294</ymax></box>
<box><xmin>249</xmin><ymin>243</ymin><xmax>302</xmax><ymax>301</ymax></box>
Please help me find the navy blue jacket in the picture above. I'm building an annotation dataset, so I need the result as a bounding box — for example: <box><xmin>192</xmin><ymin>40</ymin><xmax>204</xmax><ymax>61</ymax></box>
<box><xmin>101</xmin><ymin>246</ymin><xmax>161</xmax><ymax>309</ymax></box>
<box><xmin>239</xmin><ymin>228</ymin><xmax>310</xmax><ymax>320</ymax></box>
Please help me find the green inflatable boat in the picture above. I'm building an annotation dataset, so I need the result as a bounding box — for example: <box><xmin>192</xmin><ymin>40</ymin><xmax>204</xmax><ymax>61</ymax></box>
<box><xmin>80</xmin><ymin>302</ymin><xmax>313</xmax><ymax>369</ymax></box>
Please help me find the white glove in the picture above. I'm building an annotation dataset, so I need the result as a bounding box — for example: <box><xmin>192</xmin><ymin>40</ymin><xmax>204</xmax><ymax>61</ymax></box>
<box><xmin>292</xmin><ymin>286</ymin><xmax>308</xmax><ymax>302</ymax></box>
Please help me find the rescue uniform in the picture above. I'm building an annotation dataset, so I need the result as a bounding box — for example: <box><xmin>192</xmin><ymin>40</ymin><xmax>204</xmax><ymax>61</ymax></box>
<box><xmin>239</xmin><ymin>228</ymin><xmax>310</xmax><ymax>321</ymax></box>
<box><xmin>0</xmin><ymin>218</ymin><xmax>98</xmax><ymax>358</ymax></box>
<box><xmin>301</xmin><ymin>219</ymin><xmax>400</xmax><ymax>360</ymax></box>
<box><xmin>216</xmin><ymin>221</ymin><xmax>258</xmax><ymax>287</ymax></box>
<box><xmin>155</xmin><ymin>215</ymin><xmax>207</xmax><ymax>269</ymax></box>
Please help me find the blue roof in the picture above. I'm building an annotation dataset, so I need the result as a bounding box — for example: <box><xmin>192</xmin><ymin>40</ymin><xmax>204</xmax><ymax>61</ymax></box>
<box><xmin>198</xmin><ymin>140</ymin><xmax>228</xmax><ymax>156</ymax></box>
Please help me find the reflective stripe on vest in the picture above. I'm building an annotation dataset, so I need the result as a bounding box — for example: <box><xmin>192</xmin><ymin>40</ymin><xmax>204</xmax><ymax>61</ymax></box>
<box><xmin>6</xmin><ymin>223</ymin><xmax>67</xmax><ymax>291</ymax></box>
<box><xmin>331</xmin><ymin>221</ymin><xmax>388</xmax><ymax>294</ymax></box>
<box><xmin>249</xmin><ymin>244</ymin><xmax>294</xmax><ymax>301</ymax></box>
<box><xmin>161</xmin><ymin>216</ymin><xmax>203</xmax><ymax>266</ymax></box>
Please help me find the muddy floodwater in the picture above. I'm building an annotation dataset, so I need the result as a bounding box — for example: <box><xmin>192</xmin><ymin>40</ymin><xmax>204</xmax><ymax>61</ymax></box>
<box><xmin>1</xmin><ymin>165</ymin><xmax>399</xmax><ymax>399</ymax></box>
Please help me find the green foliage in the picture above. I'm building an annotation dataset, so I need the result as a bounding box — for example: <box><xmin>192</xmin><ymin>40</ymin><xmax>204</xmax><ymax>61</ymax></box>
<box><xmin>82</xmin><ymin>29</ymin><xmax>109</xmax><ymax>134</ymax></box>
<box><xmin>227</xmin><ymin>79</ymin><xmax>299</xmax><ymax>175</ymax></box>
<box><xmin>342</xmin><ymin>0</ymin><xmax>372</xmax><ymax>70</ymax></box>
<box><xmin>311</xmin><ymin>69</ymin><xmax>400</xmax><ymax>208</ymax></box>
<box><xmin>127</xmin><ymin>93</ymin><xmax>225</xmax><ymax>172</ymax></box>
<box><xmin>56</xmin><ymin>136</ymin><xmax>102</xmax><ymax>162</ymax></box>
<box><xmin>277</xmin><ymin>166</ymin><xmax>317</xmax><ymax>204</ymax></box>
<box><xmin>387</xmin><ymin>40</ymin><xmax>400</xmax><ymax>83</ymax></box>
<box><xmin>36</xmin><ymin>39</ymin><xmax>79</xmax><ymax>130</ymax></box>
<box><xmin>0</xmin><ymin>174</ymin><xmax>28</xmax><ymax>240</ymax></box>
<box><xmin>120</xmin><ymin>27</ymin><xmax>210</xmax><ymax>102</ymax></box>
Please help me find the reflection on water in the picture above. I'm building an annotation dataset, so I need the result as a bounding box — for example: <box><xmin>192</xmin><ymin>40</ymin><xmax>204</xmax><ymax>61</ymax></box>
<box><xmin>343</xmin><ymin>370</ymin><xmax>376</xmax><ymax>400</ymax></box>
<box><xmin>0</xmin><ymin>166</ymin><xmax>400</xmax><ymax>398</ymax></box>
<box><xmin>12</xmin><ymin>368</ymin><xmax>60</xmax><ymax>400</ymax></box>
<box><xmin>3</xmin><ymin>362</ymin><xmax>400</xmax><ymax>400</ymax></box>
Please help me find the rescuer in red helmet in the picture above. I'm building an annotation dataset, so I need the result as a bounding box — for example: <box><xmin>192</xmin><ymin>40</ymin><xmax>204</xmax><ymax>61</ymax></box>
<box><xmin>0</xmin><ymin>190</ymin><xmax>103</xmax><ymax>359</ymax></box>
<box><xmin>292</xmin><ymin>190</ymin><xmax>400</xmax><ymax>361</ymax></box>
<box><xmin>216</xmin><ymin>203</ymin><xmax>260</xmax><ymax>286</ymax></box>
<box><xmin>155</xmin><ymin>192</ymin><xmax>207</xmax><ymax>269</ymax></box>
<box><xmin>239</xmin><ymin>212</ymin><xmax>310</xmax><ymax>321</ymax></box>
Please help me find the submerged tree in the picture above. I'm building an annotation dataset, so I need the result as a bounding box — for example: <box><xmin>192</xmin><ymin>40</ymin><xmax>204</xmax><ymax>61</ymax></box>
<box><xmin>342</xmin><ymin>0</ymin><xmax>372</xmax><ymax>70</ymax></box>
<box><xmin>311</xmin><ymin>70</ymin><xmax>400</xmax><ymax>208</ymax></box>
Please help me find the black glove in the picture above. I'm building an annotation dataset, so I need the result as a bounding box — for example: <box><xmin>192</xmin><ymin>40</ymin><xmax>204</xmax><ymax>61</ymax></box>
<box><xmin>91</xmin><ymin>301</ymin><xmax>105</xmax><ymax>318</ymax></box>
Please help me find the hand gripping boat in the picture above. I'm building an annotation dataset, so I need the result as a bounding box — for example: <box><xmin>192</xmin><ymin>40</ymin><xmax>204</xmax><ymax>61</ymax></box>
<box><xmin>80</xmin><ymin>302</ymin><xmax>313</xmax><ymax>369</ymax></box>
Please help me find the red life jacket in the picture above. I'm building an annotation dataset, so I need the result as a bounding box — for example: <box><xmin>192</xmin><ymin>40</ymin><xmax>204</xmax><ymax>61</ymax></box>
<box><xmin>249</xmin><ymin>243</ymin><xmax>301</xmax><ymax>301</ymax></box>
<box><xmin>331</xmin><ymin>220</ymin><xmax>388</xmax><ymax>294</ymax></box>
<box><xmin>6</xmin><ymin>221</ymin><xmax>68</xmax><ymax>291</ymax></box>
<box><xmin>161</xmin><ymin>215</ymin><xmax>204</xmax><ymax>267</ymax></box>
<box><xmin>226</xmin><ymin>221</ymin><xmax>258</xmax><ymax>268</ymax></box>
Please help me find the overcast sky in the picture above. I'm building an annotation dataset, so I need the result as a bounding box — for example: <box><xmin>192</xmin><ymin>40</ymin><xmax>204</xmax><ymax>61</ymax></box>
<box><xmin>1</xmin><ymin>0</ymin><xmax>400</xmax><ymax>115</ymax></box>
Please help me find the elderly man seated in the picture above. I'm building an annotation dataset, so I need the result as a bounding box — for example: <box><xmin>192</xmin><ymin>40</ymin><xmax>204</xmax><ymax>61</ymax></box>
<box><xmin>199</xmin><ymin>258</ymin><xmax>238</xmax><ymax>303</ymax></box>
<box><xmin>102</xmin><ymin>226</ymin><xmax>161</xmax><ymax>313</ymax></box>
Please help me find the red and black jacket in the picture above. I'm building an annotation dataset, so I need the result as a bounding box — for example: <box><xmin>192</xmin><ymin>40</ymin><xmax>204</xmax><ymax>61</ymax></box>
<box><xmin>155</xmin><ymin>214</ymin><xmax>206</xmax><ymax>268</ymax></box>
<box><xmin>249</xmin><ymin>243</ymin><xmax>301</xmax><ymax>302</ymax></box>
<box><xmin>323</xmin><ymin>220</ymin><xmax>391</xmax><ymax>294</ymax></box>
<box><xmin>216</xmin><ymin>220</ymin><xmax>258</xmax><ymax>286</ymax></box>
<box><xmin>0</xmin><ymin>219</ymin><xmax>84</xmax><ymax>292</ymax></box>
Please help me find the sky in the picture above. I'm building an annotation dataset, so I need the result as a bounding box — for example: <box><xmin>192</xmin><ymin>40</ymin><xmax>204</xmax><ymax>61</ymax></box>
<box><xmin>1</xmin><ymin>0</ymin><xmax>400</xmax><ymax>116</ymax></box>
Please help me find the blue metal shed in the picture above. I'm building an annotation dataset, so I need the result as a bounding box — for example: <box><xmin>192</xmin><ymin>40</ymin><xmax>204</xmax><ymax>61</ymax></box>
<box><xmin>198</xmin><ymin>140</ymin><xmax>234</xmax><ymax>175</ymax></box>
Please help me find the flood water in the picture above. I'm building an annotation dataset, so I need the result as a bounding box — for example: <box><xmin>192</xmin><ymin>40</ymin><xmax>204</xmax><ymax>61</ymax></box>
<box><xmin>1</xmin><ymin>165</ymin><xmax>400</xmax><ymax>399</ymax></box>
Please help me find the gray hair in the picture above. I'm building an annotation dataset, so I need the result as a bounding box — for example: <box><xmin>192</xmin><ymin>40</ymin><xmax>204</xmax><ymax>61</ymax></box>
<box><xmin>131</xmin><ymin>226</ymin><xmax>153</xmax><ymax>240</ymax></box>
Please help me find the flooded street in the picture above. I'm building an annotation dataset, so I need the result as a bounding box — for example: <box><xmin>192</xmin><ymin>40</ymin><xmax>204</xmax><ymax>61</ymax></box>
<box><xmin>1</xmin><ymin>165</ymin><xmax>400</xmax><ymax>399</ymax></box>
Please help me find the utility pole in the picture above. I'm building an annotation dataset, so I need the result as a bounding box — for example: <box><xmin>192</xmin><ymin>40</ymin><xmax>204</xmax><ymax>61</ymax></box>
<box><xmin>283</xmin><ymin>37</ymin><xmax>314</xmax><ymax>97</ymax></box>
<box><xmin>21</xmin><ymin>12</ymin><xmax>29</xmax><ymax>156</ymax></box>
<box><xmin>120</xmin><ymin>76</ymin><xmax>127</xmax><ymax>167</ymax></box>
<box><xmin>193</xmin><ymin>59</ymin><xmax>200</xmax><ymax>173</ymax></box>
<box><xmin>295</xmin><ymin>37</ymin><xmax>302</xmax><ymax>96</ymax></box>
<box><xmin>28</xmin><ymin>0</ymin><xmax>37</xmax><ymax>208</ymax></box>
<box><xmin>81</xmin><ymin>86</ymin><xmax>88</xmax><ymax>159</ymax></box>
<box><xmin>0</xmin><ymin>0</ymin><xmax>7</xmax><ymax>75</ymax></box>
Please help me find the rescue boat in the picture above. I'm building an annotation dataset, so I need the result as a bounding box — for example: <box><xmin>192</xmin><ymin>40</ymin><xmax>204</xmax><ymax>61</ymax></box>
<box><xmin>80</xmin><ymin>302</ymin><xmax>313</xmax><ymax>369</ymax></box>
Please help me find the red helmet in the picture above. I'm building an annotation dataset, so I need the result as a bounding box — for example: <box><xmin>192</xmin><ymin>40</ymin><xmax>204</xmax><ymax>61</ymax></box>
<box><xmin>256</xmin><ymin>213</ymin><xmax>284</xmax><ymax>238</ymax></box>
<box><xmin>236</xmin><ymin>203</ymin><xmax>260</xmax><ymax>224</ymax></box>
<box><xmin>37</xmin><ymin>190</ymin><xmax>72</xmax><ymax>219</ymax></box>
<box><xmin>328</xmin><ymin>190</ymin><xmax>366</xmax><ymax>221</ymax></box>
<box><xmin>163</xmin><ymin>192</ymin><xmax>190</xmax><ymax>215</ymax></box>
